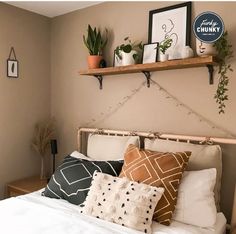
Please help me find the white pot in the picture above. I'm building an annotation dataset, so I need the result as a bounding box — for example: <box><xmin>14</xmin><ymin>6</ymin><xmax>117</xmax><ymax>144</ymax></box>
<box><xmin>181</xmin><ymin>46</ymin><xmax>194</xmax><ymax>59</ymax></box>
<box><xmin>121</xmin><ymin>50</ymin><xmax>137</xmax><ymax>66</ymax></box>
<box><xmin>159</xmin><ymin>53</ymin><xmax>169</xmax><ymax>62</ymax></box>
<box><xmin>196</xmin><ymin>39</ymin><xmax>217</xmax><ymax>57</ymax></box>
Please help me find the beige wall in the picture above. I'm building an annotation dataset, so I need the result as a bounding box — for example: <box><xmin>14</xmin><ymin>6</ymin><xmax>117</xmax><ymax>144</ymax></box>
<box><xmin>51</xmin><ymin>2</ymin><xmax>236</xmax><ymax>221</ymax></box>
<box><xmin>0</xmin><ymin>3</ymin><xmax>51</xmax><ymax>198</ymax></box>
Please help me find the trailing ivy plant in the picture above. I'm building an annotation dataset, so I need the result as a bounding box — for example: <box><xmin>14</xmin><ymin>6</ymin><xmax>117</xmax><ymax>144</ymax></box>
<box><xmin>213</xmin><ymin>31</ymin><xmax>234</xmax><ymax>114</ymax></box>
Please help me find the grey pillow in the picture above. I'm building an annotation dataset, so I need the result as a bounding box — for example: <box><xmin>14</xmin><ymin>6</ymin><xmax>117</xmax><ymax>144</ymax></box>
<box><xmin>42</xmin><ymin>155</ymin><xmax>123</xmax><ymax>205</ymax></box>
<box><xmin>145</xmin><ymin>138</ymin><xmax>222</xmax><ymax>211</ymax></box>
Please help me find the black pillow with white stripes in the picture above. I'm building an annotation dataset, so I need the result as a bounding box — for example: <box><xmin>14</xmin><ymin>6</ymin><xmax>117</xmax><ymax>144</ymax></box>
<box><xmin>42</xmin><ymin>155</ymin><xmax>123</xmax><ymax>205</ymax></box>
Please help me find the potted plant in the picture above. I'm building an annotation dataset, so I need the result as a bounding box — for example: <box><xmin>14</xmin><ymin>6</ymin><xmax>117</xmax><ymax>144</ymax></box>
<box><xmin>158</xmin><ymin>38</ymin><xmax>173</xmax><ymax>62</ymax></box>
<box><xmin>83</xmin><ymin>25</ymin><xmax>108</xmax><ymax>69</ymax></box>
<box><xmin>115</xmin><ymin>37</ymin><xmax>143</xmax><ymax>66</ymax></box>
<box><xmin>213</xmin><ymin>31</ymin><xmax>234</xmax><ymax>114</ymax></box>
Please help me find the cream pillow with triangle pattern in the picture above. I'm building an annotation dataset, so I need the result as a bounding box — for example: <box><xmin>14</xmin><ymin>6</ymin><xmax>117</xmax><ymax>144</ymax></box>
<box><xmin>81</xmin><ymin>172</ymin><xmax>164</xmax><ymax>234</ymax></box>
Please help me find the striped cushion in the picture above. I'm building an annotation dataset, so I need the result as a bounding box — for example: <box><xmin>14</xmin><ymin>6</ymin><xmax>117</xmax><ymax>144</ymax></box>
<box><xmin>119</xmin><ymin>144</ymin><xmax>191</xmax><ymax>225</ymax></box>
<box><xmin>43</xmin><ymin>155</ymin><xmax>123</xmax><ymax>205</ymax></box>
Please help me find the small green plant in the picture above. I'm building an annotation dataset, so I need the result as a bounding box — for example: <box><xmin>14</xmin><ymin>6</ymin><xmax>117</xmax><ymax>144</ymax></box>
<box><xmin>83</xmin><ymin>25</ymin><xmax>108</xmax><ymax>55</ymax></box>
<box><xmin>158</xmin><ymin>38</ymin><xmax>173</xmax><ymax>54</ymax></box>
<box><xmin>213</xmin><ymin>31</ymin><xmax>234</xmax><ymax>114</ymax></box>
<box><xmin>115</xmin><ymin>37</ymin><xmax>143</xmax><ymax>61</ymax></box>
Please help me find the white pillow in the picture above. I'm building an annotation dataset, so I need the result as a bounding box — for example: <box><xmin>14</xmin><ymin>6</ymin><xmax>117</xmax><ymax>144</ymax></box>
<box><xmin>173</xmin><ymin>168</ymin><xmax>217</xmax><ymax>228</ymax></box>
<box><xmin>70</xmin><ymin>151</ymin><xmax>91</xmax><ymax>160</ymax></box>
<box><xmin>81</xmin><ymin>172</ymin><xmax>164</xmax><ymax>234</ymax></box>
<box><xmin>87</xmin><ymin>134</ymin><xmax>140</xmax><ymax>160</ymax></box>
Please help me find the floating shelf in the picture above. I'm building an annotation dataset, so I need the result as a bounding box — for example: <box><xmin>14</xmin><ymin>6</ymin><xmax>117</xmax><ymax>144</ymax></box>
<box><xmin>79</xmin><ymin>56</ymin><xmax>218</xmax><ymax>89</ymax></box>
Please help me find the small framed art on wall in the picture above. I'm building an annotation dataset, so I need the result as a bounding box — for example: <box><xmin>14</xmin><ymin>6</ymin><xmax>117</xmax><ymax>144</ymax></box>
<box><xmin>7</xmin><ymin>47</ymin><xmax>19</xmax><ymax>78</ymax></box>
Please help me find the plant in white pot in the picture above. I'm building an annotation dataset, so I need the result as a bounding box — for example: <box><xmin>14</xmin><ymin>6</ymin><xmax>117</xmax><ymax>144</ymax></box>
<box><xmin>115</xmin><ymin>37</ymin><xmax>143</xmax><ymax>66</ymax></box>
<box><xmin>158</xmin><ymin>38</ymin><xmax>173</xmax><ymax>62</ymax></box>
<box><xmin>83</xmin><ymin>25</ymin><xmax>108</xmax><ymax>69</ymax></box>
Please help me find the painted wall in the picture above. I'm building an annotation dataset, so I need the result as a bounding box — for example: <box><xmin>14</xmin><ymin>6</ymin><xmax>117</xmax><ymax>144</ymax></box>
<box><xmin>0</xmin><ymin>3</ymin><xmax>51</xmax><ymax>198</ymax></box>
<box><xmin>50</xmin><ymin>2</ymin><xmax>236</xmax><ymax>221</ymax></box>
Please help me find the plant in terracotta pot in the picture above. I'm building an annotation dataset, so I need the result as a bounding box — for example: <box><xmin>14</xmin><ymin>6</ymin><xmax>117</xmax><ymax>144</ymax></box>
<box><xmin>158</xmin><ymin>38</ymin><xmax>173</xmax><ymax>62</ymax></box>
<box><xmin>213</xmin><ymin>31</ymin><xmax>234</xmax><ymax>114</ymax></box>
<box><xmin>83</xmin><ymin>25</ymin><xmax>108</xmax><ymax>69</ymax></box>
<box><xmin>31</xmin><ymin>118</ymin><xmax>56</xmax><ymax>179</ymax></box>
<box><xmin>115</xmin><ymin>37</ymin><xmax>143</xmax><ymax>66</ymax></box>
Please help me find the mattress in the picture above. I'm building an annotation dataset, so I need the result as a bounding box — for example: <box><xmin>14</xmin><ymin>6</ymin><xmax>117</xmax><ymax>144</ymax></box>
<box><xmin>0</xmin><ymin>190</ymin><xmax>226</xmax><ymax>234</ymax></box>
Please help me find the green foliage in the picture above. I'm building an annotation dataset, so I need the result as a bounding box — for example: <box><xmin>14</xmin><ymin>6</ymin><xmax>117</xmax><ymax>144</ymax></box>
<box><xmin>158</xmin><ymin>38</ymin><xmax>173</xmax><ymax>54</ymax></box>
<box><xmin>115</xmin><ymin>37</ymin><xmax>143</xmax><ymax>62</ymax></box>
<box><xmin>213</xmin><ymin>31</ymin><xmax>234</xmax><ymax>114</ymax></box>
<box><xmin>83</xmin><ymin>25</ymin><xmax>108</xmax><ymax>55</ymax></box>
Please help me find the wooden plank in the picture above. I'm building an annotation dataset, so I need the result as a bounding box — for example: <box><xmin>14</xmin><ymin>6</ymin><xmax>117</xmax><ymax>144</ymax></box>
<box><xmin>79</xmin><ymin>56</ymin><xmax>218</xmax><ymax>76</ymax></box>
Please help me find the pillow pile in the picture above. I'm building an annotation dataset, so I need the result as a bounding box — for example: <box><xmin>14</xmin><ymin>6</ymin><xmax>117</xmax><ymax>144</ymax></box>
<box><xmin>43</xmin><ymin>155</ymin><xmax>123</xmax><ymax>205</ymax></box>
<box><xmin>81</xmin><ymin>172</ymin><xmax>164</xmax><ymax>234</ymax></box>
<box><xmin>119</xmin><ymin>144</ymin><xmax>191</xmax><ymax>225</ymax></box>
<box><xmin>45</xmin><ymin>135</ymin><xmax>219</xmax><ymax>231</ymax></box>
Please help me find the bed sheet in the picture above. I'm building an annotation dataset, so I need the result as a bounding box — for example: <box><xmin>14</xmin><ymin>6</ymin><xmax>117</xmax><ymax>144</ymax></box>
<box><xmin>0</xmin><ymin>190</ymin><xmax>226</xmax><ymax>234</ymax></box>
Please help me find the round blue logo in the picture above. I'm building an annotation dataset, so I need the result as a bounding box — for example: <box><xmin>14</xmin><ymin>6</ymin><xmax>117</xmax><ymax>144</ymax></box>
<box><xmin>193</xmin><ymin>11</ymin><xmax>224</xmax><ymax>43</ymax></box>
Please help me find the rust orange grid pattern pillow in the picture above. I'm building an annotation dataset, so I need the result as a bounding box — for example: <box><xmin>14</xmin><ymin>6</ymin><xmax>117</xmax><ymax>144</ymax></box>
<box><xmin>119</xmin><ymin>144</ymin><xmax>191</xmax><ymax>225</ymax></box>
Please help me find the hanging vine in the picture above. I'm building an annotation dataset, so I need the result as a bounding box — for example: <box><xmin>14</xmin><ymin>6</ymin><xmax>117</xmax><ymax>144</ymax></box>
<box><xmin>213</xmin><ymin>31</ymin><xmax>234</xmax><ymax>114</ymax></box>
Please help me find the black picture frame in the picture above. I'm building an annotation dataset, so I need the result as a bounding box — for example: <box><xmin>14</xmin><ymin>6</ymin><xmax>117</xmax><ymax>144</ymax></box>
<box><xmin>148</xmin><ymin>2</ymin><xmax>192</xmax><ymax>59</ymax></box>
<box><xmin>142</xmin><ymin>42</ymin><xmax>159</xmax><ymax>64</ymax></box>
<box><xmin>7</xmin><ymin>59</ymin><xmax>19</xmax><ymax>78</ymax></box>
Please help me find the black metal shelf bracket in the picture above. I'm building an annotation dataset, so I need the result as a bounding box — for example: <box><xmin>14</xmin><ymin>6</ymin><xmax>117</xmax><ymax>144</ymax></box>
<box><xmin>206</xmin><ymin>65</ymin><xmax>214</xmax><ymax>85</ymax></box>
<box><xmin>94</xmin><ymin>75</ymin><xmax>103</xmax><ymax>89</ymax></box>
<box><xmin>142</xmin><ymin>71</ymin><xmax>151</xmax><ymax>88</ymax></box>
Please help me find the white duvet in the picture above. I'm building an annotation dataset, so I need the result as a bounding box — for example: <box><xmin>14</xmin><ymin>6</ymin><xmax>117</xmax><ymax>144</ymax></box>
<box><xmin>0</xmin><ymin>190</ymin><xmax>226</xmax><ymax>234</ymax></box>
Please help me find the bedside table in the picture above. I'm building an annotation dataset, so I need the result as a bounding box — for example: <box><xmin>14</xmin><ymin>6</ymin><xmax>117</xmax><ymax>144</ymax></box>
<box><xmin>6</xmin><ymin>176</ymin><xmax>48</xmax><ymax>198</ymax></box>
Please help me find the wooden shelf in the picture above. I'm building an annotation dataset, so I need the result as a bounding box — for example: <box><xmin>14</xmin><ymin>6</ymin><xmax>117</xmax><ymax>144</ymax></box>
<box><xmin>79</xmin><ymin>56</ymin><xmax>218</xmax><ymax>89</ymax></box>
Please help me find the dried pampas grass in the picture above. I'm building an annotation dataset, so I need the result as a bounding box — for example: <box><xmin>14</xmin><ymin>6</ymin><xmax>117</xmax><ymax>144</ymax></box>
<box><xmin>31</xmin><ymin>118</ymin><xmax>56</xmax><ymax>158</ymax></box>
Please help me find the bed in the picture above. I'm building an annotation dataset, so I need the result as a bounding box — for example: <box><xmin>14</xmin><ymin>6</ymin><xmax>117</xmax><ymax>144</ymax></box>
<box><xmin>1</xmin><ymin>127</ymin><xmax>234</xmax><ymax>234</ymax></box>
<box><xmin>0</xmin><ymin>190</ymin><xmax>226</xmax><ymax>234</ymax></box>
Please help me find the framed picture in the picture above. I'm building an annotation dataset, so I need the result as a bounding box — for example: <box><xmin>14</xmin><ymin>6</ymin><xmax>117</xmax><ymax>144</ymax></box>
<box><xmin>113</xmin><ymin>50</ymin><xmax>122</xmax><ymax>67</ymax></box>
<box><xmin>7</xmin><ymin>59</ymin><xmax>18</xmax><ymax>78</ymax></box>
<box><xmin>142</xmin><ymin>43</ymin><xmax>158</xmax><ymax>64</ymax></box>
<box><xmin>148</xmin><ymin>2</ymin><xmax>192</xmax><ymax>60</ymax></box>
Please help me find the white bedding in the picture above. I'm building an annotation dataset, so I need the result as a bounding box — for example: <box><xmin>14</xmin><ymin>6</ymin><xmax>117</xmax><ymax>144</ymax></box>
<box><xmin>0</xmin><ymin>190</ymin><xmax>226</xmax><ymax>234</ymax></box>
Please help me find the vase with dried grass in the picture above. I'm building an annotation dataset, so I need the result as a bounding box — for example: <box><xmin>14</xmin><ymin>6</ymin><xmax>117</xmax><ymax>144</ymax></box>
<box><xmin>31</xmin><ymin>118</ymin><xmax>56</xmax><ymax>180</ymax></box>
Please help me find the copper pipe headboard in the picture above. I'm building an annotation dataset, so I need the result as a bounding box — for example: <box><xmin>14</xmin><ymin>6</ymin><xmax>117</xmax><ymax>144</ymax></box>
<box><xmin>77</xmin><ymin>127</ymin><xmax>236</xmax><ymax>151</ymax></box>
